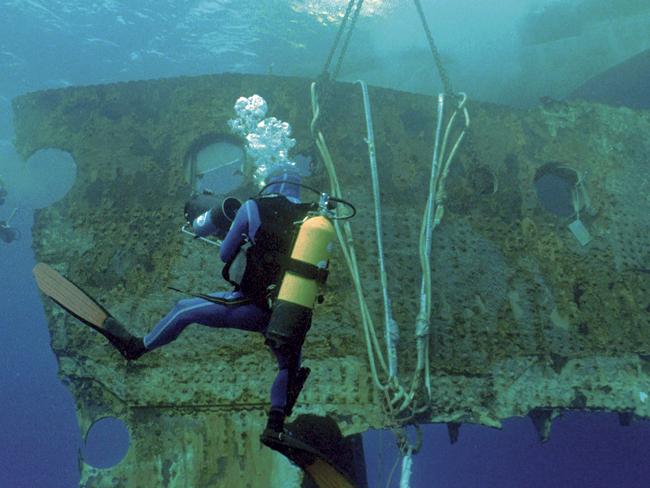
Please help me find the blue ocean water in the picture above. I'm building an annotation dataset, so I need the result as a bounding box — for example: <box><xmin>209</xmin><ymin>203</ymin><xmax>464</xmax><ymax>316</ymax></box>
<box><xmin>2</xmin><ymin>1</ymin><xmax>650</xmax><ymax>487</ymax></box>
<box><xmin>0</xmin><ymin>208</ymin><xmax>82</xmax><ymax>487</ymax></box>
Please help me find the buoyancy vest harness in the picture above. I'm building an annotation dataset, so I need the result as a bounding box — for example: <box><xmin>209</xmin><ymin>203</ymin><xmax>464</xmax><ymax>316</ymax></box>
<box><xmin>222</xmin><ymin>195</ymin><xmax>328</xmax><ymax>307</ymax></box>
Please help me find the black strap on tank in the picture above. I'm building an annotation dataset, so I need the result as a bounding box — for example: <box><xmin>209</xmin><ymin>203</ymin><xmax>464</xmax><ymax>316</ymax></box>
<box><xmin>280</xmin><ymin>256</ymin><xmax>329</xmax><ymax>284</ymax></box>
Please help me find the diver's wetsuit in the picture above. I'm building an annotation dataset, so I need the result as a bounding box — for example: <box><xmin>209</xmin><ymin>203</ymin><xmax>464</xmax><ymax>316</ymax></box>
<box><xmin>143</xmin><ymin>176</ymin><xmax>302</xmax><ymax>414</ymax></box>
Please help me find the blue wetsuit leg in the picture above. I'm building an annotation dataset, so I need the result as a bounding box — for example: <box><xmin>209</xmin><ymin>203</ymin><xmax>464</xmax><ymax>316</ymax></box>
<box><xmin>269</xmin><ymin>347</ymin><xmax>302</xmax><ymax>412</ymax></box>
<box><xmin>142</xmin><ymin>290</ymin><xmax>298</xmax><ymax>415</ymax></box>
<box><xmin>143</xmin><ymin>290</ymin><xmax>271</xmax><ymax>350</ymax></box>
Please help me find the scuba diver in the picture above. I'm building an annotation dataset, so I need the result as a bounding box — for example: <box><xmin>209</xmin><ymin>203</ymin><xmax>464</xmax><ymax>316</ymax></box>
<box><xmin>33</xmin><ymin>96</ymin><xmax>354</xmax><ymax>467</ymax></box>
<box><xmin>0</xmin><ymin>208</ymin><xmax>20</xmax><ymax>244</ymax></box>
<box><xmin>112</xmin><ymin>166</ymin><xmax>331</xmax><ymax>439</ymax></box>
<box><xmin>35</xmin><ymin>166</ymin><xmax>334</xmax><ymax>443</ymax></box>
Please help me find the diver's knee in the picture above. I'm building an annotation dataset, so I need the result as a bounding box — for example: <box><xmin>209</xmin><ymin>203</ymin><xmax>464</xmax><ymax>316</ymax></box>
<box><xmin>176</xmin><ymin>298</ymin><xmax>195</xmax><ymax>309</ymax></box>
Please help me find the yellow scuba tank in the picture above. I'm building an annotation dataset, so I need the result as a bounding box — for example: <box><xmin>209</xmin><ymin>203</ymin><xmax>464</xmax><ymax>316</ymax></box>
<box><xmin>264</xmin><ymin>202</ymin><xmax>336</xmax><ymax>351</ymax></box>
<box><xmin>278</xmin><ymin>215</ymin><xmax>335</xmax><ymax>309</ymax></box>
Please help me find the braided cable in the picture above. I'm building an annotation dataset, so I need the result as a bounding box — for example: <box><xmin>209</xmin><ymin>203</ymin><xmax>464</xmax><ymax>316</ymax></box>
<box><xmin>321</xmin><ymin>0</ymin><xmax>357</xmax><ymax>78</ymax></box>
<box><xmin>412</xmin><ymin>0</ymin><xmax>454</xmax><ymax>95</ymax></box>
<box><xmin>332</xmin><ymin>0</ymin><xmax>365</xmax><ymax>81</ymax></box>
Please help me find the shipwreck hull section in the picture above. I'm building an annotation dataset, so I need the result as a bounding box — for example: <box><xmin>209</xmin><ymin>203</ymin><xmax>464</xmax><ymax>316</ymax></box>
<box><xmin>13</xmin><ymin>73</ymin><xmax>650</xmax><ymax>486</ymax></box>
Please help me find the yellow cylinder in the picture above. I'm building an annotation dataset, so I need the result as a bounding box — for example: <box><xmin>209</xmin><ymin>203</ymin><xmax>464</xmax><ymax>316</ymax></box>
<box><xmin>277</xmin><ymin>215</ymin><xmax>335</xmax><ymax>308</ymax></box>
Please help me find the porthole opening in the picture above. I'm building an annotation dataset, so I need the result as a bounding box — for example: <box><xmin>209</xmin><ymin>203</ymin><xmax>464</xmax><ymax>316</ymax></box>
<box><xmin>81</xmin><ymin>417</ymin><xmax>131</xmax><ymax>469</ymax></box>
<box><xmin>1</xmin><ymin>147</ymin><xmax>77</xmax><ymax>209</ymax></box>
<box><xmin>193</xmin><ymin>140</ymin><xmax>245</xmax><ymax>194</ymax></box>
<box><xmin>534</xmin><ymin>164</ymin><xmax>578</xmax><ymax>217</ymax></box>
<box><xmin>186</xmin><ymin>138</ymin><xmax>315</xmax><ymax>199</ymax></box>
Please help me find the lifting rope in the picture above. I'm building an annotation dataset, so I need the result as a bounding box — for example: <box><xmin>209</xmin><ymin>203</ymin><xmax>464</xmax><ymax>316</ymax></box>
<box><xmin>322</xmin><ymin>0</ymin><xmax>453</xmax><ymax>94</ymax></box>
<box><xmin>310</xmin><ymin>80</ymin><xmax>469</xmax><ymax>487</ymax></box>
<box><xmin>412</xmin><ymin>0</ymin><xmax>454</xmax><ymax>95</ymax></box>
<box><xmin>385</xmin><ymin>425</ymin><xmax>423</xmax><ymax>488</ymax></box>
<box><xmin>332</xmin><ymin>0</ymin><xmax>364</xmax><ymax>81</ymax></box>
<box><xmin>309</xmin><ymin>1</ymin><xmax>470</xmax><ymax>486</ymax></box>
<box><xmin>357</xmin><ymin>80</ymin><xmax>399</xmax><ymax>381</ymax></box>
<box><xmin>321</xmin><ymin>0</ymin><xmax>365</xmax><ymax>81</ymax></box>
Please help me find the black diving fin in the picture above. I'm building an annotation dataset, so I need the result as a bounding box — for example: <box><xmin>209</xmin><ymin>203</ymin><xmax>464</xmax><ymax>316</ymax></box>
<box><xmin>261</xmin><ymin>413</ymin><xmax>363</xmax><ymax>487</ymax></box>
<box><xmin>260</xmin><ymin>427</ymin><xmax>357</xmax><ymax>488</ymax></box>
<box><xmin>33</xmin><ymin>263</ymin><xmax>145</xmax><ymax>360</ymax></box>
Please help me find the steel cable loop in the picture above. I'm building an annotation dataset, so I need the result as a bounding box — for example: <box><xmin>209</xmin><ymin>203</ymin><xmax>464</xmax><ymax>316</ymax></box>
<box><xmin>310</xmin><ymin>84</ymin><xmax>321</xmax><ymax>136</ymax></box>
<box><xmin>357</xmin><ymin>79</ymin><xmax>399</xmax><ymax>379</ymax></box>
<box><xmin>310</xmin><ymin>82</ymin><xmax>390</xmax><ymax>386</ymax></box>
<box><xmin>310</xmin><ymin>85</ymin><xmax>467</xmax><ymax>488</ymax></box>
<box><xmin>395</xmin><ymin>425</ymin><xmax>423</xmax><ymax>456</ymax></box>
<box><xmin>311</xmin><ymin>81</ymin><xmax>433</xmax><ymax>419</ymax></box>
<box><xmin>308</xmin><ymin>7</ymin><xmax>468</xmax><ymax>486</ymax></box>
<box><xmin>310</xmin><ymin>85</ymin><xmax>470</xmax><ymax>426</ymax></box>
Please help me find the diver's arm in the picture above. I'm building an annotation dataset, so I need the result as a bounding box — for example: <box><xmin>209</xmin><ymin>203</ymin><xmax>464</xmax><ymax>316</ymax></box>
<box><xmin>219</xmin><ymin>200</ymin><xmax>259</xmax><ymax>263</ymax></box>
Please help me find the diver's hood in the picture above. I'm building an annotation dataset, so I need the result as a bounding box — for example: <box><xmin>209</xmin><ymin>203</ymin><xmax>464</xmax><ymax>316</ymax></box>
<box><xmin>263</xmin><ymin>169</ymin><xmax>301</xmax><ymax>201</ymax></box>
